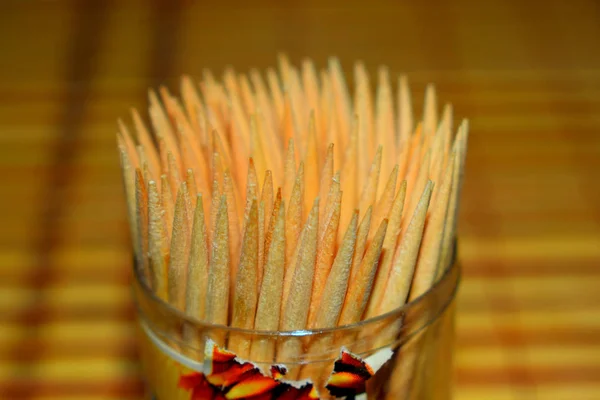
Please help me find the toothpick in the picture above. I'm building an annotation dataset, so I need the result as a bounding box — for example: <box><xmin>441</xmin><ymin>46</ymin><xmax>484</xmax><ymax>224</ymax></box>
<box><xmin>238</xmin><ymin>73</ymin><xmax>256</xmax><ymax>117</ymax></box>
<box><xmin>180</xmin><ymin>75</ymin><xmax>203</xmax><ymax>133</ymax></box>
<box><xmin>379</xmin><ymin>181</ymin><xmax>434</xmax><ymax>313</ymax></box>
<box><xmin>288</xmin><ymin>68</ymin><xmax>308</xmax><ymax>152</ymax></box>
<box><xmin>302</xmin><ymin>59</ymin><xmax>322</xmax><ymax>147</ymax></box>
<box><xmin>230</xmin><ymin>200</ymin><xmax>259</xmax><ymax>358</ymax></box>
<box><xmin>251</xmin><ymin>202</ymin><xmax>285</xmax><ymax>362</ymax></box>
<box><xmin>308</xmin><ymin>189</ymin><xmax>342</xmax><ymax>326</ymax></box>
<box><xmin>250</xmin><ymin>115</ymin><xmax>268</xmax><ymax>185</ymax></box>
<box><xmin>339</xmin><ymin>217</ymin><xmax>388</xmax><ymax>325</ymax></box>
<box><xmin>133</xmin><ymin>167</ymin><xmax>149</xmax><ymax>286</ymax></box>
<box><xmin>167</xmin><ymin>151</ymin><xmax>182</xmax><ymax>201</ymax></box>
<box><xmin>317</xmin><ymin>144</ymin><xmax>334</xmax><ymax>226</ymax></box>
<box><xmin>185</xmin><ymin>169</ymin><xmax>198</xmax><ymax>210</ymax></box>
<box><xmin>147</xmin><ymin>179</ymin><xmax>169</xmax><ymax>301</ymax></box>
<box><xmin>300</xmin><ymin>211</ymin><xmax>359</xmax><ymax>383</ymax></box>
<box><xmin>281</xmin><ymin>200</ymin><xmax>319</xmax><ymax>330</ymax></box>
<box><xmin>205</xmin><ymin>196</ymin><xmax>230</xmax><ymax>330</ymax></box>
<box><xmin>354</xmin><ymin>62</ymin><xmax>374</xmax><ymax>182</ymax></box>
<box><xmin>160</xmin><ymin>174</ymin><xmax>174</xmax><ymax>240</ymax></box>
<box><xmin>372</xmin><ymin>165</ymin><xmax>399</xmax><ymax>231</ymax></box>
<box><xmin>266</xmin><ymin>67</ymin><xmax>284</xmax><ymax>122</ymax></box>
<box><xmin>285</xmin><ymin>162</ymin><xmax>304</xmax><ymax>267</ymax></box>
<box><xmin>261</xmin><ymin>170</ymin><xmax>274</xmax><ymax>236</ymax></box>
<box><xmin>282</xmin><ymin>139</ymin><xmax>297</xmax><ymax>202</ymax></box>
<box><xmin>278</xmin><ymin>200</ymin><xmax>319</xmax><ymax>373</ymax></box>
<box><xmin>329</xmin><ymin>57</ymin><xmax>352</xmax><ymax>143</ymax></box>
<box><xmin>118</xmin><ymin>148</ymin><xmax>139</xmax><ymax>265</ymax></box>
<box><xmin>281</xmin><ymin>93</ymin><xmax>297</xmax><ymax>150</ymax></box>
<box><xmin>397</xmin><ymin>75</ymin><xmax>413</xmax><ymax>145</ymax></box>
<box><xmin>439</xmin><ymin>123</ymin><xmax>467</xmax><ymax>277</ymax></box>
<box><xmin>131</xmin><ymin>108</ymin><xmax>161</xmax><ymax>180</ymax></box>
<box><xmin>185</xmin><ymin>194</ymin><xmax>209</xmax><ymax>321</ymax></box>
<box><xmin>149</xmin><ymin>90</ymin><xmax>179</xmax><ymax>166</ymax></box>
<box><xmin>413</xmin><ymin>154</ymin><xmax>456</xmax><ymax>304</ymax></box>
<box><xmin>209</xmin><ymin>152</ymin><xmax>223</xmax><ymax>248</ymax></box>
<box><xmin>257</xmin><ymin>201</ymin><xmax>266</xmax><ymax>291</ymax></box>
<box><xmin>349</xmin><ymin>205</ymin><xmax>373</xmax><ymax>283</ymax></box>
<box><xmin>117</xmin><ymin>121</ymin><xmax>140</xmax><ymax>168</ymax></box>
<box><xmin>376</xmin><ymin>67</ymin><xmax>397</xmax><ymax>187</ymax></box>
<box><xmin>312</xmin><ymin>211</ymin><xmax>359</xmax><ymax>329</ymax></box>
<box><xmin>135</xmin><ymin>145</ymin><xmax>151</xmax><ymax>185</ymax></box>
<box><xmin>358</xmin><ymin>146</ymin><xmax>382</xmax><ymax>216</ymax></box>
<box><xmin>339</xmin><ymin>116</ymin><xmax>358</xmax><ymax>239</ymax></box>
<box><xmin>320</xmin><ymin>171</ymin><xmax>341</xmax><ymax>239</ymax></box>
<box><xmin>243</xmin><ymin>158</ymin><xmax>260</xmax><ymax>233</ymax></box>
<box><xmin>422</xmin><ymin>84</ymin><xmax>438</xmax><ymax>138</ymax></box>
<box><xmin>250</xmin><ymin>69</ymin><xmax>277</xmax><ymax>143</ymax></box>
<box><xmin>168</xmin><ymin>182</ymin><xmax>192</xmax><ymax>311</ymax></box>
<box><xmin>304</xmin><ymin>113</ymin><xmax>320</xmax><ymax>214</ymax></box>
<box><xmin>365</xmin><ymin>180</ymin><xmax>407</xmax><ymax>318</ymax></box>
<box><xmin>402</xmin><ymin>151</ymin><xmax>431</xmax><ymax>235</ymax></box>
<box><xmin>223</xmin><ymin>170</ymin><xmax>242</xmax><ymax>298</ymax></box>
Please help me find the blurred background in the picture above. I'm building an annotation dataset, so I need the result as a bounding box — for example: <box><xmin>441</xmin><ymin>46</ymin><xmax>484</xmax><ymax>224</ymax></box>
<box><xmin>1</xmin><ymin>0</ymin><xmax>599</xmax><ymax>399</ymax></box>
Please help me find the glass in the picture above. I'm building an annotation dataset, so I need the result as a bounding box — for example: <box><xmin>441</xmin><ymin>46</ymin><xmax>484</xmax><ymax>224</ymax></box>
<box><xmin>133</xmin><ymin>245</ymin><xmax>460</xmax><ymax>400</ymax></box>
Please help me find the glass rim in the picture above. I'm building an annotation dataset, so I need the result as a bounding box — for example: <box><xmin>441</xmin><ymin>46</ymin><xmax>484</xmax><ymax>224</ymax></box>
<box><xmin>132</xmin><ymin>241</ymin><xmax>460</xmax><ymax>337</ymax></box>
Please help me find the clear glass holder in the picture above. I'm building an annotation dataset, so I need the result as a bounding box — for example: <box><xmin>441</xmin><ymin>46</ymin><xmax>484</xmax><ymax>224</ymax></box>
<box><xmin>133</xmin><ymin>244</ymin><xmax>460</xmax><ymax>400</ymax></box>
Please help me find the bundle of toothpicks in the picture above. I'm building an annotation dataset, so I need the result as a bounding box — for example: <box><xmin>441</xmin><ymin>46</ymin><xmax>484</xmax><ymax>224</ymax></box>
<box><xmin>117</xmin><ymin>55</ymin><xmax>468</xmax><ymax>362</ymax></box>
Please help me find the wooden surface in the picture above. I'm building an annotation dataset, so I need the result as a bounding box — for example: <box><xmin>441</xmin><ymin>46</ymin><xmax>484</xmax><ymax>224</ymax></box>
<box><xmin>1</xmin><ymin>0</ymin><xmax>599</xmax><ymax>399</ymax></box>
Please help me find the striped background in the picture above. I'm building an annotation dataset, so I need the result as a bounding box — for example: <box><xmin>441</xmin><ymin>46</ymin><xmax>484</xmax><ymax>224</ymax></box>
<box><xmin>1</xmin><ymin>0</ymin><xmax>599</xmax><ymax>399</ymax></box>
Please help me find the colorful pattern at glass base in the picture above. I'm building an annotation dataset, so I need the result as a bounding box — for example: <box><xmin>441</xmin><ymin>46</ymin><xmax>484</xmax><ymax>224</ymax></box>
<box><xmin>178</xmin><ymin>340</ymin><xmax>319</xmax><ymax>399</ymax></box>
<box><xmin>140</xmin><ymin>322</ymin><xmax>393</xmax><ymax>400</ymax></box>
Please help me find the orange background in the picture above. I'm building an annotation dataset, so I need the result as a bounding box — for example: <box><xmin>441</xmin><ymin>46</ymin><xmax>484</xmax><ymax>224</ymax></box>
<box><xmin>1</xmin><ymin>0</ymin><xmax>599</xmax><ymax>399</ymax></box>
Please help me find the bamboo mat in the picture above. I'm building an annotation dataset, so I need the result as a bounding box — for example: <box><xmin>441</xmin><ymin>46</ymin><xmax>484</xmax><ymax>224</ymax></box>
<box><xmin>1</xmin><ymin>0</ymin><xmax>599</xmax><ymax>399</ymax></box>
